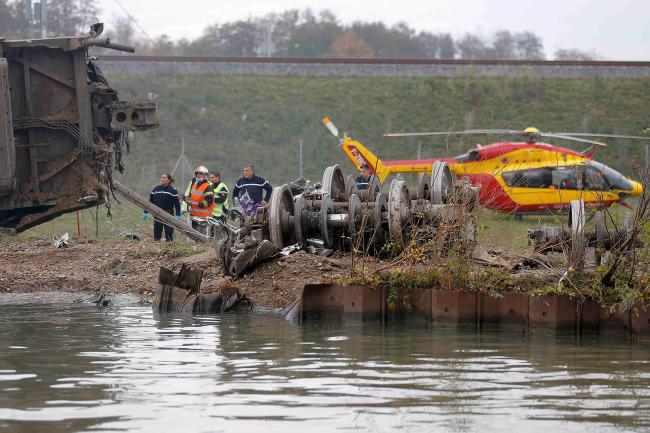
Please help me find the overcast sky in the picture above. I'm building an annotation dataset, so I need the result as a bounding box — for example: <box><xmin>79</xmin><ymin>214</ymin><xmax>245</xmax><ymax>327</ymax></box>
<box><xmin>96</xmin><ymin>0</ymin><xmax>650</xmax><ymax>60</ymax></box>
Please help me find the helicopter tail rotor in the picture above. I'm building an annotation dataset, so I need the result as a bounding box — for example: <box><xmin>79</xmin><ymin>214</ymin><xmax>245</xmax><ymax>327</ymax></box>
<box><xmin>322</xmin><ymin>117</ymin><xmax>340</xmax><ymax>140</ymax></box>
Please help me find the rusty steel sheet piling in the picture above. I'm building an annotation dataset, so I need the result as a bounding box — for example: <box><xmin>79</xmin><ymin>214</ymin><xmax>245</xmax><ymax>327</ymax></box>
<box><xmin>579</xmin><ymin>299</ymin><xmax>631</xmax><ymax>337</ymax></box>
<box><xmin>527</xmin><ymin>295</ymin><xmax>578</xmax><ymax>335</ymax></box>
<box><xmin>294</xmin><ymin>283</ymin><xmax>650</xmax><ymax>339</ymax></box>
<box><xmin>431</xmin><ymin>291</ymin><xmax>478</xmax><ymax>329</ymax></box>
<box><xmin>342</xmin><ymin>285</ymin><xmax>383</xmax><ymax>324</ymax></box>
<box><xmin>300</xmin><ymin>283</ymin><xmax>345</xmax><ymax>323</ymax></box>
<box><xmin>478</xmin><ymin>292</ymin><xmax>529</xmax><ymax>333</ymax></box>
<box><xmin>631</xmin><ymin>308</ymin><xmax>650</xmax><ymax>337</ymax></box>
<box><xmin>387</xmin><ymin>287</ymin><xmax>432</xmax><ymax>326</ymax></box>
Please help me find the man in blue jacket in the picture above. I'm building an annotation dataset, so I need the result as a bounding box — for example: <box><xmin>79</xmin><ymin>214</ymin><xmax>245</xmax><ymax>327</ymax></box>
<box><xmin>356</xmin><ymin>163</ymin><xmax>372</xmax><ymax>190</ymax></box>
<box><xmin>145</xmin><ymin>173</ymin><xmax>181</xmax><ymax>241</ymax></box>
<box><xmin>232</xmin><ymin>164</ymin><xmax>273</xmax><ymax>216</ymax></box>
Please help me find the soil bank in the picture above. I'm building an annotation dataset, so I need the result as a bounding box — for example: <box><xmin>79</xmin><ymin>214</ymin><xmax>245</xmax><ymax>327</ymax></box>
<box><xmin>0</xmin><ymin>238</ymin><xmax>350</xmax><ymax>308</ymax></box>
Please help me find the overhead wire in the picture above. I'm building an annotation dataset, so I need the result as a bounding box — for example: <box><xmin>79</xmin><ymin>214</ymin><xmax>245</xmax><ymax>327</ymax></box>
<box><xmin>111</xmin><ymin>0</ymin><xmax>155</xmax><ymax>43</ymax></box>
<box><xmin>110</xmin><ymin>203</ymin><xmax>147</xmax><ymax>232</ymax></box>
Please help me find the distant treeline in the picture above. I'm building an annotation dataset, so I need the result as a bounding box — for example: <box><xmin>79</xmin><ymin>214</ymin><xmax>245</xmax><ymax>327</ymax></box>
<box><xmin>1</xmin><ymin>0</ymin><xmax>598</xmax><ymax>60</ymax></box>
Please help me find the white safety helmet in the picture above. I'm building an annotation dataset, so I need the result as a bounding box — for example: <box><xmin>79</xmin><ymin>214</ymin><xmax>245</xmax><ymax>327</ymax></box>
<box><xmin>194</xmin><ymin>165</ymin><xmax>209</xmax><ymax>175</ymax></box>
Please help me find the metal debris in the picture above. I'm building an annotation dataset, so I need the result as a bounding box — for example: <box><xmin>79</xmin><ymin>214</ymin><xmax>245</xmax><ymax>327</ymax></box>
<box><xmin>119</xmin><ymin>230</ymin><xmax>141</xmax><ymax>240</ymax></box>
<box><xmin>52</xmin><ymin>233</ymin><xmax>70</xmax><ymax>248</ymax></box>
<box><xmin>279</xmin><ymin>243</ymin><xmax>302</xmax><ymax>256</ymax></box>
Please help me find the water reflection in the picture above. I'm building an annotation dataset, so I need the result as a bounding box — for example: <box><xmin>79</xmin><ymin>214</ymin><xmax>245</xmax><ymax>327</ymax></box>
<box><xmin>0</xmin><ymin>301</ymin><xmax>649</xmax><ymax>433</ymax></box>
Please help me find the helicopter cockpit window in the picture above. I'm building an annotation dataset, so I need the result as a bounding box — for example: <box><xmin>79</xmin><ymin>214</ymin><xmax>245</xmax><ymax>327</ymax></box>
<box><xmin>552</xmin><ymin>167</ymin><xmax>580</xmax><ymax>189</ymax></box>
<box><xmin>502</xmin><ymin>168</ymin><xmax>552</xmax><ymax>188</ymax></box>
<box><xmin>587</xmin><ymin>161</ymin><xmax>633</xmax><ymax>191</ymax></box>
<box><xmin>582</xmin><ymin>165</ymin><xmax>608</xmax><ymax>190</ymax></box>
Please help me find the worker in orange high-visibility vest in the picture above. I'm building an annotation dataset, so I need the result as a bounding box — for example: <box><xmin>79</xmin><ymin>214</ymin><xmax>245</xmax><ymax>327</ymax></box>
<box><xmin>185</xmin><ymin>165</ymin><xmax>214</xmax><ymax>237</ymax></box>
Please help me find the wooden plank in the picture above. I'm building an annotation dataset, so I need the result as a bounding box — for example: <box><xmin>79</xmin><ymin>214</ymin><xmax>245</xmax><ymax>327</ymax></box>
<box><xmin>112</xmin><ymin>180</ymin><xmax>207</xmax><ymax>243</ymax></box>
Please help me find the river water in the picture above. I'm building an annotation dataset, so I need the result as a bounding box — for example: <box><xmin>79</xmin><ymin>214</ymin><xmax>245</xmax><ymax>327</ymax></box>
<box><xmin>0</xmin><ymin>299</ymin><xmax>649</xmax><ymax>433</ymax></box>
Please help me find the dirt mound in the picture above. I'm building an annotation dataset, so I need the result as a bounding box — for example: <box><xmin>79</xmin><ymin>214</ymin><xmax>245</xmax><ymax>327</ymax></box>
<box><xmin>203</xmin><ymin>251</ymin><xmax>350</xmax><ymax>309</ymax></box>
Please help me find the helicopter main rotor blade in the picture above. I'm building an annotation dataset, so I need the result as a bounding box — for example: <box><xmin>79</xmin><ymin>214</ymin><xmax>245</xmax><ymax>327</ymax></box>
<box><xmin>384</xmin><ymin>129</ymin><xmax>521</xmax><ymax>138</ymax></box>
<box><xmin>539</xmin><ymin>133</ymin><xmax>608</xmax><ymax>147</ymax></box>
<box><xmin>384</xmin><ymin>129</ymin><xmax>617</xmax><ymax>148</ymax></box>
<box><xmin>551</xmin><ymin>132</ymin><xmax>650</xmax><ymax>140</ymax></box>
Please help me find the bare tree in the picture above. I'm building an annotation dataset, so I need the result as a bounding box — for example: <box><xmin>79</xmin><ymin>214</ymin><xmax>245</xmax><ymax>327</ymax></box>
<box><xmin>190</xmin><ymin>20</ymin><xmax>262</xmax><ymax>56</ymax></box>
<box><xmin>514</xmin><ymin>31</ymin><xmax>545</xmax><ymax>60</ymax></box>
<box><xmin>492</xmin><ymin>30</ymin><xmax>515</xmax><ymax>59</ymax></box>
<box><xmin>419</xmin><ymin>32</ymin><xmax>456</xmax><ymax>59</ymax></box>
<box><xmin>456</xmin><ymin>33</ymin><xmax>490</xmax><ymax>59</ymax></box>
<box><xmin>111</xmin><ymin>17</ymin><xmax>135</xmax><ymax>47</ymax></box>
<box><xmin>554</xmin><ymin>48</ymin><xmax>599</xmax><ymax>61</ymax></box>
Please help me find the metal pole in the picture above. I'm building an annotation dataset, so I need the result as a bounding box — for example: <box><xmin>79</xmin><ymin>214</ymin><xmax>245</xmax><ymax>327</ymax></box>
<box><xmin>40</xmin><ymin>0</ymin><xmax>47</xmax><ymax>38</ymax></box>
<box><xmin>299</xmin><ymin>138</ymin><xmax>303</xmax><ymax>178</ymax></box>
<box><xmin>417</xmin><ymin>141</ymin><xmax>422</xmax><ymax>160</ymax></box>
<box><xmin>24</xmin><ymin>0</ymin><xmax>32</xmax><ymax>24</ymax></box>
<box><xmin>181</xmin><ymin>136</ymin><xmax>186</xmax><ymax>191</ymax></box>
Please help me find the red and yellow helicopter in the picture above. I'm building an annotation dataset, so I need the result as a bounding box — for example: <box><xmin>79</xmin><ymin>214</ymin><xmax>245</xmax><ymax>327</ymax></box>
<box><xmin>322</xmin><ymin>117</ymin><xmax>647</xmax><ymax>214</ymax></box>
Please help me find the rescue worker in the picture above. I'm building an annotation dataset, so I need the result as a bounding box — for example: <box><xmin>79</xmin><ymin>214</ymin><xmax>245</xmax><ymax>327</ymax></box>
<box><xmin>145</xmin><ymin>173</ymin><xmax>181</xmax><ymax>242</ymax></box>
<box><xmin>232</xmin><ymin>163</ymin><xmax>273</xmax><ymax>207</ymax></box>
<box><xmin>184</xmin><ymin>166</ymin><xmax>214</xmax><ymax>236</ymax></box>
<box><xmin>356</xmin><ymin>163</ymin><xmax>372</xmax><ymax>190</ymax></box>
<box><xmin>209</xmin><ymin>171</ymin><xmax>229</xmax><ymax>231</ymax></box>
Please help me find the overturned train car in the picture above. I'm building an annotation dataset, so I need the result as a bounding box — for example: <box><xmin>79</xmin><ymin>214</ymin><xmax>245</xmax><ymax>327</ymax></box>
<box><xmin>0</xmin><ymin>34</ymin><xmax>158</xmax><ymax>232</ymax></box>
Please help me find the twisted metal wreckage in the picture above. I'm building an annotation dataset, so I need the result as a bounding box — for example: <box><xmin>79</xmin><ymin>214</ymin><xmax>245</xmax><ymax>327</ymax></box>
<box><xmin>214</xmin><ymin>161</ymin><xmax>480</xmax><ymax>276</ymax></box>
<box><xmin>0</xmin><ymin>27</ymin><xmax>159</xmax><ymax>233</ymax></box>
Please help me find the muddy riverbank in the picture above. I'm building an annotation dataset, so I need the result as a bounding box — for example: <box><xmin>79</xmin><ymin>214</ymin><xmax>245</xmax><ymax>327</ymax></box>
<box><xmin>0</xmin><ymin>238</ymin><xmax>350</xmax><ymax>308</ymax></box>
<box><xmin>2</xmin><ymin>237</ymin><xmax>640</xmax><ymax>314</ymax></box>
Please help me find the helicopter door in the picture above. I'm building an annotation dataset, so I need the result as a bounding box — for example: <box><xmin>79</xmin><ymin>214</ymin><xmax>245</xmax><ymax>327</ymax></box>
<box><xmin>502</xmin><ymin>167</ymin><xmax>562</xmax><ymax>209</ymax></box>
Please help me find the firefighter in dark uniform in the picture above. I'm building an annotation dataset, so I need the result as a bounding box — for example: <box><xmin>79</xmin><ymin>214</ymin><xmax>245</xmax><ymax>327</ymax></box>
<box><xmin>232</xmin><ymin>163</ymin><xmax>273</xmax><ymax>206</ymax></box>
<box><xmin>145</xmin><ymin>173</ymin><xmax>181</xmax><ymax>241</ymax></box>
<box><xmin>356</xmin><ymin>163</ymin><xmax>372</xmax><ymax>190</ymax></box>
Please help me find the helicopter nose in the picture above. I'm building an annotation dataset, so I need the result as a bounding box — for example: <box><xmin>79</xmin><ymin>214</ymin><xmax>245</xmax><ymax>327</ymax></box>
<box><xmin>630</xmin><ymin>180</ymin><xmax>644</xmax><ymax>196</ymax></box>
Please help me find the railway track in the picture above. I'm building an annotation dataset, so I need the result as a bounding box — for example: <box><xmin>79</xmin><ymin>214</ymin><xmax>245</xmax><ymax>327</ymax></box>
<box><xmin>98</xmin><ymin>55</ymin><xmax>650</xmax><ymax>67</ymax></box>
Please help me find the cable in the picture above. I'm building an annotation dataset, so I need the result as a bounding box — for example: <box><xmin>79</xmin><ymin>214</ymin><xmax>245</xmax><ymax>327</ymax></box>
<box><xmin>111</xmin><ymin>0</ymin><xmax>155</xmax><ymax>42</ymax></box>
<box><xmin>111</xmin><ymin>203</ymin><xmax>146</xmax><ymax>231</ymax></box>
<box><xmin>80</xmin><ymin>208</ymin><xmax>92</xmax><ymax>238</ymax></box>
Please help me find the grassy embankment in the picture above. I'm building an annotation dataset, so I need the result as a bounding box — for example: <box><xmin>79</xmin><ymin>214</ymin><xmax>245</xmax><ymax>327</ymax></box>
<box><xmin>17</xmin><ymin>74</ymin><xmax>650</xmax><ymax>253</ymax></box>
